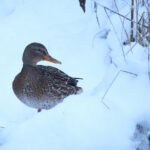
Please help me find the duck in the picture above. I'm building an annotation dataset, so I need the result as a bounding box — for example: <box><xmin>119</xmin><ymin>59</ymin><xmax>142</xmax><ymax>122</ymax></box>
<box><xmin>12</xmin><ymin>43</ymin><xmax>83</xmax><ymax>112</ymax></box>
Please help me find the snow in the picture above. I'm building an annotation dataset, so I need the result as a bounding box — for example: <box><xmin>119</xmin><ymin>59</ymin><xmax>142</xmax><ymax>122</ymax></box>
<box><xmin>0</xmin><ymin>0</ymin><xmax>150</xmax><ymax>150</ymax></box>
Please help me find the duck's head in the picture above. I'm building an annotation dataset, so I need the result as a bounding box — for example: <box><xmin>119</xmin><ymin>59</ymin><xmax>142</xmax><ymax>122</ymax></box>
<box><xmin>23</xmin><ymin>42</ymin><xmax>61</xmax><ymax>66</ymax></box>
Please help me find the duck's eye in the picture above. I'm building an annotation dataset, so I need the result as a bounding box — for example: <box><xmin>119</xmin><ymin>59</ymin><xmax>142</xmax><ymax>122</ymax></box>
<box><xmin>37</xmin><ymin>49</ymin><xmax>47</xmax><ymax>55</ymax></box>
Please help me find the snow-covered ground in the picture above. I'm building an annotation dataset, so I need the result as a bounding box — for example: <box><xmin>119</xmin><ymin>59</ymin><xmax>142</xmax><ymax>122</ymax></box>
<box><xmin>0</xmin><ymin>0</ymin><xmax>150</xmax><ymax>150</ymax></box>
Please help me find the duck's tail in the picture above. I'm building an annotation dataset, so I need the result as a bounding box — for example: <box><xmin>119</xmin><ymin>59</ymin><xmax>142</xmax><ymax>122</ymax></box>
<box><xmin>74</xmin><ymin>78</ymin><xmax>83</xmax><ymax>94</ymax></box>
<box><xmin>75</xmin><ymin>87</ymin><xmax>83</xmax><ymax>94</ymax></box>
<box><xmin>74</xmin><ymin>77</ymin><xmax>83</xmax><ymax>80</ymax></box>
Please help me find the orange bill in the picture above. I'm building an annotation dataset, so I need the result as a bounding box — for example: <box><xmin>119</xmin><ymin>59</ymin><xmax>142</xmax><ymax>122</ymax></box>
<box><xmin>44</xmin><ymin>55</ymin><xmax>61</xmax><ymax>64</ymax></box>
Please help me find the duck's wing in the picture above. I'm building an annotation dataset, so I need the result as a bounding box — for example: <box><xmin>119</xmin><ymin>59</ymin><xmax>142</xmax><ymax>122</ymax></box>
<box><xmin>37</xmin><ymin>65</ymin><xmax>81</xmax><ymax>86</ymax></box>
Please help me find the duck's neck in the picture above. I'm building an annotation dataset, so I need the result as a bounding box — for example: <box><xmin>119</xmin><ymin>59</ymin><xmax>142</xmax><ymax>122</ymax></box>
<box><xmin>23</xmin><ymin>64</ymin><xmax>34</xmax><ymax>67</ymax></box>
<box><xmin>23</xmin><ymin>61</ymin><xmax>37</xmax><ymax>66</ymax></box>
<box><xmin>23</xmin><ymin>55</ymin><xmax>39</xmax><ymax>66</ymax></box>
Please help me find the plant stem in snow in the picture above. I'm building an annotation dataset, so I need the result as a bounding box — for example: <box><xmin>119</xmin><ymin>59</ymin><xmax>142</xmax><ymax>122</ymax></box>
<box><xmin>136</xmin><ymin>0</ymin><xmax>139</xmax><ymax>41</ymax></box>
<box><xmin>101</xmin><ymin>69</ymin><xmax>137</xmax><ymax>109</ymax></box>
<box><xmin>120</xmin><ymin>70</ymin><xmax>138</xmax><ymax>77</ymax></box>
<box><xmin>142</xmin><ymin>0</ymin><xmax>145</xmax><ymax>6</ymax></box>
<box><xmin>94</xmin><ymin>2</ymin><xmax>100</xmax><ymax>28</ymax></box>
<box><xmin>101</xmin><ymin>71</ymin><xmax>120</xmax><ymax>110</ymax></box>
<box><xmin>148</xmin><ymin>43</ymin><xmax>150</xmax><ymax>81</ymax></box>
<box><xmin>94</xmin><ymin>1</ymin><xmax>149</xmax><ymax>29</ymax></box>
<box><xmin>130</xmin><ymin>0</ymin><xmax>134</xmax><ymax>42</ymax></box>
<box><xmin>147</xmin><ymin>1</ymin><xmax>150</xmax><ymax>81</ymax></box>
<box><xmin>79</xmin><ymin>0</ymin><xmax>86</xmax><ymax>12</ymax></box>
<box><xmin>114</xmin><ymin>0</ymin><xmax>131</xmax><ymax>47</ymax></box>
<box><xmin>104</xmin><ymin>8</ymin><xmax>126</xmax><ymax>62</ymax></box>
<box><xmin>125</xmin><ymin>42</ymin><xmax>137</xmax><ymax>55</ymax></box>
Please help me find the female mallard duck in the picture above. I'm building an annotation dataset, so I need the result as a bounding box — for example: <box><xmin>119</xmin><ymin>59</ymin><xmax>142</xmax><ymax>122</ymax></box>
<box><xmin>13</xmin><ymin>43</ymin><xmax>82</xmax><ymax>112</ymax></box>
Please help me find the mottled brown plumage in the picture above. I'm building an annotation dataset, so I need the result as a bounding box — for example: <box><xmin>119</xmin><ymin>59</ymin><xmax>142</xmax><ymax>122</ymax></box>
<box><xmin>13</xmin><ymin>43</ymin><xmax>82</xmax><ymax>111</ymax></box>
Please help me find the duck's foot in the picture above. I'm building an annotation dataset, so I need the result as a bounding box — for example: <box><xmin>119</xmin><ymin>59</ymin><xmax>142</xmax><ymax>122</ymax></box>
<box><xmin>37</xmin><ymin>108</ymin><xmax>42</xmax><ymax>112</ymax></box>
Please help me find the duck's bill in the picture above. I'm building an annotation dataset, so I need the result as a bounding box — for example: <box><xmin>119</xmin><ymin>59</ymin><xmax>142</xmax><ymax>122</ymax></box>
<box><xmin>44</xmin><ymin>55</ymin><xmax>62</xmax><ymax>64</ymax></box>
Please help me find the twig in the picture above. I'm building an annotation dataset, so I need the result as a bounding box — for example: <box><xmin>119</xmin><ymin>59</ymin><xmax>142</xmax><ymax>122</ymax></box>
<box><xmin>79</xmin><ymin>0</ymin><xmax>86</xmax><ymax>12</ymax></box>
<box><xmin>93</xmin><ymin>1</ymin><xmax>149</xmax><ymax>29</ymax></box>
<box><xmin>147</xmin><ymin>1</ymin><xmax>150</xmax><ymax>81</ymax></box>
<box><xmin>130</xmin><ymin>0</ymin><xmax>134</xmax><ymax>42</ymax></box>
<box><xmin>120</xmin><ymin>70</ymin><xmax>138</xmax><ymax>77</ymax></box>
<box><xmin>101</xmin><ymin>69</ymin><xmax>138</xmax><ymax>109</ymax></box>
<box><xmin>101</xmin><ymin>71</ymin><xmax>120</xmax><ymax>109</ymax></box>
<box><xmin>104</xmin><ymin>8</ymin><xmax>126</xmax><ymax>62</ymax></box>
<box><xmin>94</xmin><ymin>2</ymin><xmax>100</xmax><ymax>28</ymax></box>
<box><xmin>125</xmin><ymin>42</ymin><xmax>137</xmax><ymax>55</ymax></box>
<box><xmin>135</xmin><ymin>0</ymin><xmax>139</xmax><ymax>41</ymax></box>
<box><xmin>101</xmin><ymin>100</ymin><xmax>110</xmax><ymax>110</ymax></box>
<box><xmin>147</xmin><ymin>42</ymin><xmax>150</xmax><ymax>81</ymax></box>
<box><xmin>142</xmin><ymin>0</ymin><xmax>145</xmax><ymax>6</ymax></box>
<box><xmin>114</xmin><ymin>0</ymin><xmax>131</xmax><ymax>47</ymax></box>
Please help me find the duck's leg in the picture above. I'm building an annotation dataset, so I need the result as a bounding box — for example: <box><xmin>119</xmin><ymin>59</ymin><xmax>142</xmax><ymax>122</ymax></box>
<box><xmin>37</xmin><ymin>108</ymin><xmax>42</xmax><ymax>112</ymax></box>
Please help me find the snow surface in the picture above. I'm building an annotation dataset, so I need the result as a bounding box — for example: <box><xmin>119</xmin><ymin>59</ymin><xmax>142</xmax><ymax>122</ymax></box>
<box><xmin>0</xmin><ymin>0</ymin><xmax>150</xmax><ymax>150</ymax></box>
